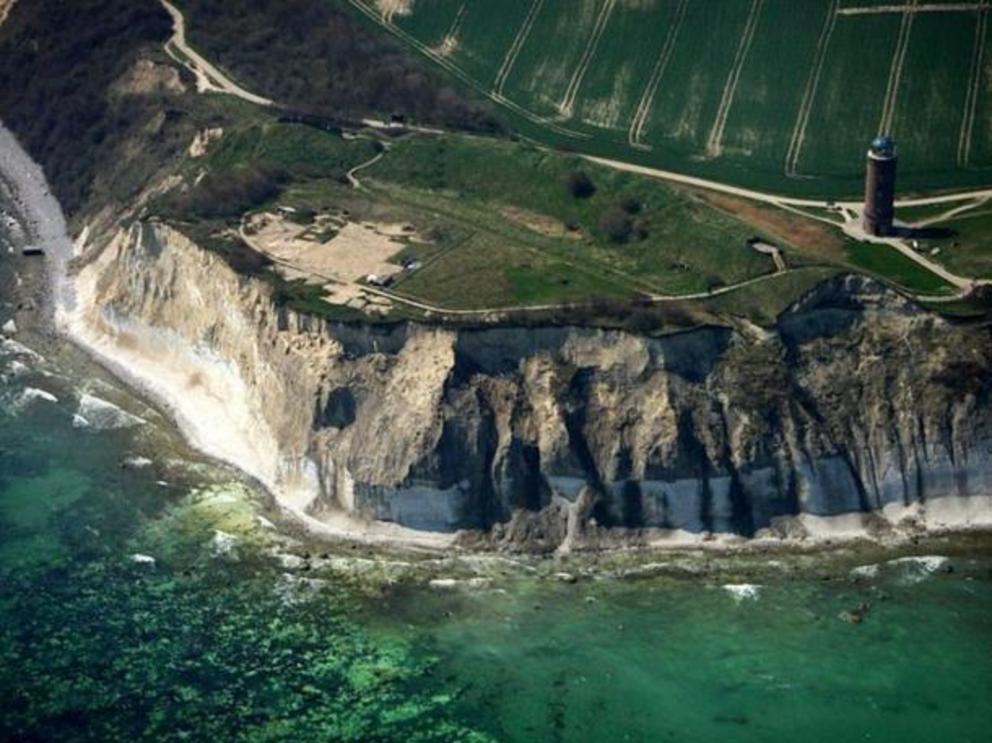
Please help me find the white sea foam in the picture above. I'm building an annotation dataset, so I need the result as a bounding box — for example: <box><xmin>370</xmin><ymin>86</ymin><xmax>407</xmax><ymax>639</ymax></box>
<box><xmin>123</xmin><ymin>456</ymin><xmax>153</xmax><ymax>468</ymax></box>
<box><xmin>850</xmin><ymin>564</ymin><xmax>880</xmax><ymax>579</ymax></box>
<box><xmin>1</xmin><ymin>338</ymin><xmax>42</xmax><ymax>361</ymax></box>
<box><xmin>16</xmin><ymin>386</ymin><xmax>58</xmax><ymax>407</ymax></box>
<box><xmin>722</xmin><ymin>583</ymin><xmax>761</xmax><ymax>601</ymax></box>
<box><xmin>77</xmin><ymin>393</ymin><xmax>146</xmax><ymax>430</ymax></box>
<box><xmin>888</xmin><ymin>555</ymin><xmax>949</xmax><ymax>573</ymax></box>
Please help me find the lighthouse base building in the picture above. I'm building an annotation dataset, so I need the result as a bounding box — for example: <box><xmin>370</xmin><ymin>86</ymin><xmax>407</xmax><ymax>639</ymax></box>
<box><xmin>863</xmin><ymin>136</ymin><xmax>897</xmax><ymax>237</ymax></box>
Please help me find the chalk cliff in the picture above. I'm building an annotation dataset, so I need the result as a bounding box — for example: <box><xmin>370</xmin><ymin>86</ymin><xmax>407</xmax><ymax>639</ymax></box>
<box><xmin>62</xmin><ymin>220</ymin><xmax>992</xmax><ymax>550</ymax></box>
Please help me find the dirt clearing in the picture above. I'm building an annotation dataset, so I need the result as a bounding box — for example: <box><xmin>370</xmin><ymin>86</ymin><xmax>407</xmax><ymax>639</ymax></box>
<box><xmin>692</xmin><ymin>189</ymin><xmax>848</xmax><ymax>262</ymax></box>
<box><xmin>246</xmin><ymin>212</ymin><xmax>412</xmax><ymax>281</ymax></box>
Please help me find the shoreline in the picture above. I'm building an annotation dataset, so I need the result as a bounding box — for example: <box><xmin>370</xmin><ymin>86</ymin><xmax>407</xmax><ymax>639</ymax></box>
<box><xmin>3</xmin><ymin>120</ymin><xmax>992</xmax><ymax>561</ymax></box>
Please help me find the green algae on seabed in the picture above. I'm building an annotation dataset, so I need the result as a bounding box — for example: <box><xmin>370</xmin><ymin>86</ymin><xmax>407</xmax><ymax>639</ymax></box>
<box><xmin>0</xmin><ymin>379</ymin><xmax>489</xmax><ymax>741</ymax></box>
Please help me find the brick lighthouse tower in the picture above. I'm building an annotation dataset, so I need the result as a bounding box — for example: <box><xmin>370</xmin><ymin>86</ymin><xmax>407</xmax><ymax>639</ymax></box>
<box><xmin>863</xmin><ymin>135</ymin><xmax>897</xmax><ymax>236</ymax></box>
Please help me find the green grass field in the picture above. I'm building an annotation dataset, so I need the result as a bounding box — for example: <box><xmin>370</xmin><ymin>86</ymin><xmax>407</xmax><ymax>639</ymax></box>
<box><xmin>347</xmin><ymin>0</ymin><xmax>992</xmax><ymax>197</ymax></box>
<box><xmin>915</xmin><ymin>208</ymin><xmax>992</xmax><ymax>278</ymax></box>
<box><xmin>362</xmin><ymin>136</ymin><xmax>780</xmax><ymax>300</ymax></box>
<box><xmin>154</xmin><ymin>100</ymin><xmax>961</xmax><ymax>323</ymax></box>
<box><xmin>845</xmin><ymin>241</ymin><xmax>955</xmax><ymax>293</ymax></box>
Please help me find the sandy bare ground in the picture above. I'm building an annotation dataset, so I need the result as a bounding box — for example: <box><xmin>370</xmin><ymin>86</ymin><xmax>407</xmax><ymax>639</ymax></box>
<box><xmin>247</xmin><ymin>213</ymin><xmax>406</xmax><ymax>283</ymax></box>
<box><xmin>241</xmin><ymin>212</ymin><xmax>415</xmax><ymax>311</ymax></box>
<box><xmin>187</xmin><ymin>127</ymin><xmax>224</xmax><ymax>159</ymax></box>
<box><xmin>432</xmin><ymin>2</ymin><xmax>466</xmax><ymax>58</ymax></box>
<box><xmin>375</xmin><ymin>0</ymin><xmax>412</xmax><ymax>24</ymax></box>
<box><xmin>0</xmin><ymin>0</ymin><xmax>16</xmax><ymax>28</ymax></box>
<box><xmin>500</xmin><ymin>206</ymin><xmax>579</xmax><ymax>240</ymax></box>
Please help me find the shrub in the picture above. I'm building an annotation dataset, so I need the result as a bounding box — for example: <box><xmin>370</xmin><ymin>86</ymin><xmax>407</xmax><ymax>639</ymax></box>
<box><xmin>564</xmin><ymin>170</ymin><xmax>596</xmax><ymax>199</ymax></box>
<box><xmin>598</xmin><ymin>207</ymin><xmax>633</xmax><ymax>244</ymax></box>
<box><xmin>620</xmin><ymin>197</ymin><xmax>642</xmax><ymax>215</ymax></box>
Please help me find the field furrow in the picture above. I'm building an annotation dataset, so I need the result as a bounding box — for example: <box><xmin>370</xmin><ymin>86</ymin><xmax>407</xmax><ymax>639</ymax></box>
<box><xmin>796</xmin><ymin>12</ymin><xmax>903</xmax><ymax>176</ymax></box>
<box><xmin>888</xmin><ymin>9</ymin><xmax>978</xmax><ymax>168</ymax></box>
<box><xmin>785</xmin><ymin>0</ymin><xmax>840</xmax><ymax>176</ymax></box>
<box><xmin>958</xmin><ymin>0</ymin><xmax>989</xmax><ymax>164</ymax></box>
<box><xmin>705</xmin><ymin>0</ymin><xmax>765</xmax><ymax>157</ymax></box>
<box><xmin>558</xmin><ymin>0</ymin><xmax>618</xmax><ymax>117</ymax></box>
<box><xmin>638</xmin><ymin>0</ymin><xmax>754</xmax><ymax>153</ymax></box>
<box><xmin>348</xmin><ymin>0</ymin><xmax>992</xmax><ymax>194</ymax></box>
<box><xmin>877</xmin><ymin>0</ymin><xmax>918</xmax><ymax>136</ymax></box>
<box><xmin>627</xmin><ymin>0</ymin><xmax>689</xmax><ymax>146</ymax></box>
<box><xmin>492</xmin><ymin>0</ymin><xmax>545</xmax><ymax>96</ymax></box>
<box><xmin>499</xmin><ymin>0</ymin><xmax>603</xmax><ymax>117</ymax></box>
<box><xmin>392</xmin><ymin>0</ymin><xmax>464</xmax><ymax>46</ymax></box>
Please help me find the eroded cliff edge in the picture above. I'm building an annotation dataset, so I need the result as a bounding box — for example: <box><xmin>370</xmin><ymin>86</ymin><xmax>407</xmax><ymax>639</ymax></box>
<box><xmin>63</xmin><ymin>221</ymin><xmax>992</xmax><ymax>551</ymax></box>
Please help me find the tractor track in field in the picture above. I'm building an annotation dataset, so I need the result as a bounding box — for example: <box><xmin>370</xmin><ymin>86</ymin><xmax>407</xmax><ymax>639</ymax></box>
<box><xmin>347</xmin><ymin>0</ymin><xmax>589</xmax><ymax>139</ymax></box>
<box><xmin>558</xmin><ymin>0</ymin><xmax>617</xmax><ymax>119</ymax></box>
<box><xmin>785</xmin><ymin>0</ymin><xmax>840</xmax><ymax>177</ymax></box>
<box><xmin>877</xmin><ymin>0</ymin><xmax>918</xmax><ymax>137</ymax></box>
<box><xmin>705</xmin><ymin>0</ymin><xmax>764</xmax><ymax>158</ymax></box>
<box><xmin>493</xmin><ymin>0</ymin><xmax>545</xmax><ymax>97</ymax></box>
<box><xmin>627</xmin><ymin>0</ymin><xmax>688</xmax><ymax>149</ymax></box>
<box><xmin>958</xmin><ymin>0</ymin><xmax>989</xmax><ymax>166</ymax></box>
<box><xmin>839</xmin><ymin>3</ymin><xmax>989</xmax><ymax>15</ymax></box>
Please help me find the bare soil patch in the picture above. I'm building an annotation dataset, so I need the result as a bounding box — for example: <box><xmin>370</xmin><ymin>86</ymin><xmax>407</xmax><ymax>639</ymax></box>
<box><xmin>376</xmin><ymin>0</ymin><xmax>412</xmax><ymax>23</ymax></box>
<box><xmin>0</xmin><ymin>0</ymin><xmax>15</xmax><ymax>27</ymax></box>
<box><xmin>113</xmin><ymin>59</ymin><xmax>186</xmax><ymax>97</ymax></box>
<box><xmin>500</xmin><ymin>206</ymin><xmax>580</xmax><ymax>240</ymax></box>
<box><xmin>691</xmin><ymin>189</ymin><xmax>848</xmax><ymax>262</ymax></box>
<box><xmin>245</xmin><ymin>212</ymin><xmax>414</xmax><ymax>283</ymax></box>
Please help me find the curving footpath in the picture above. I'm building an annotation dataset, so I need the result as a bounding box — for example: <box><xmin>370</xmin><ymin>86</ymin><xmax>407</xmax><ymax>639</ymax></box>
<box><xmin>160</xmin><ymin>0</ymin><xmax>274</xmax><ymax>107</ymax></box>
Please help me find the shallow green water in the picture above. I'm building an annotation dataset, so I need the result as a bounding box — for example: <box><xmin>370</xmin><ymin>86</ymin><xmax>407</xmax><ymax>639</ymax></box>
<box><xmin>1</xmin><ymin>319</ymin><xmax>991</xmax><ymax>741</ymax></box>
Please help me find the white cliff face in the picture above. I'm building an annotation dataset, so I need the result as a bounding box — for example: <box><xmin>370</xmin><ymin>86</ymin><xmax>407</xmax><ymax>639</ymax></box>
<box><xmin>58</xmin><ymin>220</ymin><xmax>992</xmax><ymax>551</ymax></box>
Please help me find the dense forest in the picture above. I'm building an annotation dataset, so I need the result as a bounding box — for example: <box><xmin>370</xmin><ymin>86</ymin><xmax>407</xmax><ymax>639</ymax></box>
<box><xmin>0</xmin><ymin>0</ymin><xmax>177</xmax><ymax>214</ymax></box>
<box><xmin>180</xmin><ymin>0</ymin><xmax>501</xmax><ymax>133</ymax></box>
<box><xmin>0</xmin><ymin>0</ymin><xmax>500</xmax><ymax>218</ymax></box>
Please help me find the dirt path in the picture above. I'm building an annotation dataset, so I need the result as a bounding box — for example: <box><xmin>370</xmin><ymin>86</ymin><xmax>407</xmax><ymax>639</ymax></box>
<box><xmin>345</xmin><ymin>149</ymin><xmax>387</xmax><ymax>189</ymax></box>
<box><xmin>159</xmin><ymin>0</ymin><xmax>274</xmax><ymax>107</ymax></box>
<box><xmin>915</xmin><ymin>196</ymin><xmax>989</xmax><ymax>225</ymax></box>
<box><xmin>706</xmin><ymin>0</ymin><xmax>764</xmax><ymax>158</ymax></box>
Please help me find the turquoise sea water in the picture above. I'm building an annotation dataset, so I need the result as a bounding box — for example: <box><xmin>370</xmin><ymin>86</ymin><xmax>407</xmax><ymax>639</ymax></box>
<box><xmin>2</xmin><ymin>336</ymin><xmax>991</xmax><ymax>743</ymax></box>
